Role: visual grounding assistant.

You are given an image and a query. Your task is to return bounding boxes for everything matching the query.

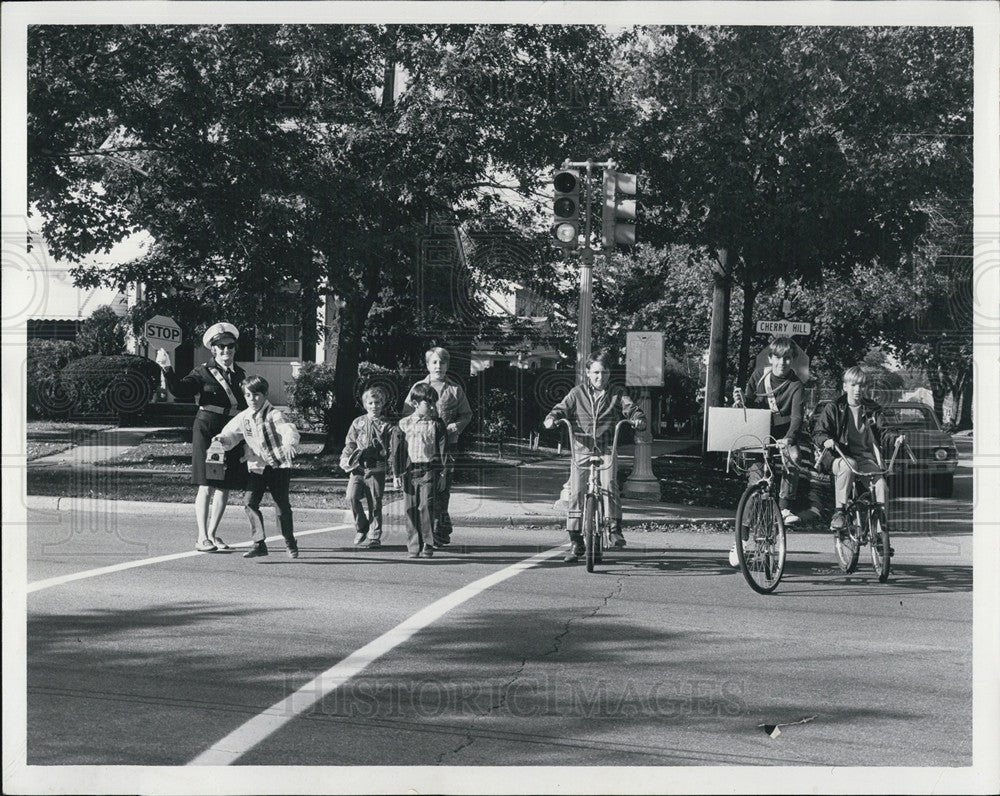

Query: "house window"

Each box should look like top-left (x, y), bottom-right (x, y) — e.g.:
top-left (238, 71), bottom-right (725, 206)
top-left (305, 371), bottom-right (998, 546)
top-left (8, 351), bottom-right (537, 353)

top-left (258, 313), bottom-right (301, 360)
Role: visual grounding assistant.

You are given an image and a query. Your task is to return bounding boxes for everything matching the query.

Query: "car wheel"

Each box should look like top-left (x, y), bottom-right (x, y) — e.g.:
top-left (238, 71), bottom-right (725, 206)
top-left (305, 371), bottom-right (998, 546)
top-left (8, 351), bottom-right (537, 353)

top-left (932, 474), bottom-right (954, 499)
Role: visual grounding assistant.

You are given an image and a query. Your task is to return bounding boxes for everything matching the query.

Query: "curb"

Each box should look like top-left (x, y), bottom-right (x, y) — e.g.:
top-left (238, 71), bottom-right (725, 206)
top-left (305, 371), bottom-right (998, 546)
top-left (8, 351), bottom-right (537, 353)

top-left (22, 494), bottom-right (565, 527)
top-left (23, 495), bottom-right (352, 524)
top-left (23, 495), bottom-right (730, 528)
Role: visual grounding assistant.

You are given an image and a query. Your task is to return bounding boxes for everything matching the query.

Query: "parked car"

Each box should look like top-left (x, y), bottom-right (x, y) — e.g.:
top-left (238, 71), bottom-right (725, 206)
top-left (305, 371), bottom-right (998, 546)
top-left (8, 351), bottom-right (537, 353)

top-left (879, 402), bottom-right (958, 498)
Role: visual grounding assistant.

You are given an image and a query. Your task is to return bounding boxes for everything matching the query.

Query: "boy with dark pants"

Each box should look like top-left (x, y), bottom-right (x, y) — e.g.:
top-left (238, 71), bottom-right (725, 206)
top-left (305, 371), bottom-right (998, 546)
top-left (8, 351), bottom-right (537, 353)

top-left (393, 382), bottom-right (449, 559)
top-left (214, 376), bottom-right (301, 559)
top-left (341, 386), bottom-right (393, 549)
top-left (402, 347), bottom-right (472, 547)
top-left (543, 350), bottom-right (646, 563)
top-left (812, 366), bottom-right (903, 538)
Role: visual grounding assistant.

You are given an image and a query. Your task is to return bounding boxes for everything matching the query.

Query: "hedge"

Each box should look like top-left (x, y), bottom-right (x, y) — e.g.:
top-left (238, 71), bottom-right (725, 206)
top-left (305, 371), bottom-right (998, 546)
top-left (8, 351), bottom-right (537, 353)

top-left (58, 354), bottom-right (161, 419)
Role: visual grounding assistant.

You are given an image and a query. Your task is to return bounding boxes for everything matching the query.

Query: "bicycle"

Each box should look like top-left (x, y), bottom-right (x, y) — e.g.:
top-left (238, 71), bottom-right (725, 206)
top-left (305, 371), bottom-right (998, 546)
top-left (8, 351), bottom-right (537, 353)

top-left (728, 435), bottom-right (809, 594)
top-left (556, 417), bottom-right (632, 572)
top-left (830, 436), bottom-right (914, 582)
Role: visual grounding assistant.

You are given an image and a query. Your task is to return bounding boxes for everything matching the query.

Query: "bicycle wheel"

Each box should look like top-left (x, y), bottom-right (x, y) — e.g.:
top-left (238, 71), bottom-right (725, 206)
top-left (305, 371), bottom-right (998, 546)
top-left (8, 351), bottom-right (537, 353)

top-left (583, 493), bottom-right (599, 573)
top-left (735, 485), bottom-right (786, 594)
top-left (869, 507), bottom-right (891, 582)
top-left (836, 505), bottom-right (863, 573)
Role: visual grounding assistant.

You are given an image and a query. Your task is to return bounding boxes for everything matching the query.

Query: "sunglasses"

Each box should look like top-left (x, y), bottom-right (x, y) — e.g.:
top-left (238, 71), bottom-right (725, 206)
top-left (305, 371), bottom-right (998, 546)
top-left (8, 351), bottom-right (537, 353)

top-left (215, 342), bottom-right (237, 350)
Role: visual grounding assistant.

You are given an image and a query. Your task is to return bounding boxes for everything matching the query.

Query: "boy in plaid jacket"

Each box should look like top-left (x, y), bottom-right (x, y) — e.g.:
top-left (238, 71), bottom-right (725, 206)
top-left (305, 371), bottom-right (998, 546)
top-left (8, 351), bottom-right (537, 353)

top-left (340, 386), bottom-right (394, 548)
top-left (214, 375), bottom-right (301, 559)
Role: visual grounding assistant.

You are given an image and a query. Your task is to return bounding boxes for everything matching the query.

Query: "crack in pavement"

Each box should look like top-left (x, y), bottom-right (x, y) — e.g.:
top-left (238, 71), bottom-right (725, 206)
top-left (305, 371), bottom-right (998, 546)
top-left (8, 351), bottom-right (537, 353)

top-left (439, 576), bottom-right (628, 764)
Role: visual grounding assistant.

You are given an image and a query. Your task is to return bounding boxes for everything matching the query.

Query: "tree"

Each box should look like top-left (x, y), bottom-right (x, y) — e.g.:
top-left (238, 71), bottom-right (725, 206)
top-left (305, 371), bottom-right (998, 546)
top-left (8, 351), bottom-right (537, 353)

top-left (76, 305), bottom-right (125, 355)
top-left (28, 24), bottom-right (630, 443)
top-left (624, 26), bottom-right (973, 394)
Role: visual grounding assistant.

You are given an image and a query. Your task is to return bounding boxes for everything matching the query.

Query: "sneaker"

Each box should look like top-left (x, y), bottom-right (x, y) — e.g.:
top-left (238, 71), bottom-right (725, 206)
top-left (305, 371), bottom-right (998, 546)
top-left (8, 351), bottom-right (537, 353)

top-left (728, 540), bottom-right (753, 567)
top-left (781, 508), bottom-right (800, 525)
top-left (365, 538), bottom-right (382, 549)
top-left (243, 543), bottom-right (268, 559)
top-left (609, 530), bottom-right (626, 548)
top-left (408, 551), bottom-right (420, 559)
top-left (421, 545), bottom-right (434, 558)
top-left (830, 509), bottom-right (848, 532)
top-left (287, 546), bottom-right (299, 559)
top-left (564, 540), bottom-right (585, 563)
top-left (353, 532), bottom-right (368, 546)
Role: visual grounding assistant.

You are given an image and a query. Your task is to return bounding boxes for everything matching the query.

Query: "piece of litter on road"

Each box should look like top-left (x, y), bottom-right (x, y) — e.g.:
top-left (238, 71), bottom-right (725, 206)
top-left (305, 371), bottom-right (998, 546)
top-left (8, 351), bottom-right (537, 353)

top-left (759, 716), bottom-right (817, 738)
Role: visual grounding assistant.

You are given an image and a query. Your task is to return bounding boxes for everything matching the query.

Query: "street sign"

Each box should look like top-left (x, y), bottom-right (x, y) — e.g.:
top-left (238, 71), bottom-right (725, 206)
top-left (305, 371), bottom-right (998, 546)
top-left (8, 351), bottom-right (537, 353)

top-left (756, 319), bottom-right (812, 336)
top-left (755, 339), bottom-right (810, 382)
top-left (626, 331), bottom-right (664, 386)
top-left (145, 315), bottom-right (182, 351)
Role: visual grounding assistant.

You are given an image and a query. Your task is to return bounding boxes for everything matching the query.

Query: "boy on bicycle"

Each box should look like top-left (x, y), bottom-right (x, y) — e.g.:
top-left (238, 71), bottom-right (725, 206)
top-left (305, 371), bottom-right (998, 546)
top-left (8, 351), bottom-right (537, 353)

top-left (730, 337), bottom-right (813, 566)
top-left (812, 366), bottom-right (903, 537)
top-left (543, 350), bottom-right (646, 563)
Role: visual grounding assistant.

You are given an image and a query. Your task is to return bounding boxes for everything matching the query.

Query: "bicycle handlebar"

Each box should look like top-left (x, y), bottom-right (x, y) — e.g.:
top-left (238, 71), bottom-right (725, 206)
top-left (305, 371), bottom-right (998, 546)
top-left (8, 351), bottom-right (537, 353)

top-left (552, 417), bottom-right (634, 462)
top-left (831, 435), bottom-right (915, 478)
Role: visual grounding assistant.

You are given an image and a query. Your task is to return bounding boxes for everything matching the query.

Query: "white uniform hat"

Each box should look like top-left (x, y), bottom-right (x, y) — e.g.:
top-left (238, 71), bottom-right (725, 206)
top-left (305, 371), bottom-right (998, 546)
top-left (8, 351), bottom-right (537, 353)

top-left (203, 322), bottom-right (240, 349)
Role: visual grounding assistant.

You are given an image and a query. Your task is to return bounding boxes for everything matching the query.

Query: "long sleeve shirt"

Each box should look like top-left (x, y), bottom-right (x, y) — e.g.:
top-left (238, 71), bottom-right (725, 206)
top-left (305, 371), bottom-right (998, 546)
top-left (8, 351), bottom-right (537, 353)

top-left (392, 414), bottom-right (448, 475)
top-left (216, 401), bottom-right (300, 472)
top-left (544, 384), bottom-right (645, 455)
top-left (402, 376), bottom-right (473, 445)
top-left (744, 366), bottom-right (804, 441)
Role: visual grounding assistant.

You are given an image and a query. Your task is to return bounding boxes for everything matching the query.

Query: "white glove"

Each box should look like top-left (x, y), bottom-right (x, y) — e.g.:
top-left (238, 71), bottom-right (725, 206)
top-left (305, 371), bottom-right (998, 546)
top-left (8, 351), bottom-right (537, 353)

top-left (155, 348), bottom-right (171, 369)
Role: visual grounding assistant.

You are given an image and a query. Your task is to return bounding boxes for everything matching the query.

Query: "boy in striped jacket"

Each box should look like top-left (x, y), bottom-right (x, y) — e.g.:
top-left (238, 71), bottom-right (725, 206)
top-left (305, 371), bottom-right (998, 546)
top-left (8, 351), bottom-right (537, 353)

top-left (214, 375), bottom-right (301, 559)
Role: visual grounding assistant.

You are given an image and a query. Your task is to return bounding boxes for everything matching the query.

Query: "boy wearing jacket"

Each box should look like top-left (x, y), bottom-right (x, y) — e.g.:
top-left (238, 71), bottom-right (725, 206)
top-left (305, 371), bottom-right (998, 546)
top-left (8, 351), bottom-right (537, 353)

top-left (812, 366), bottom-right (903, 535)
top-left (213, 375), bottom-right (301, 559)
top-left (543, 350), bottom-right (646, 563)
top-left (341, 386), bottom-right (394, 548)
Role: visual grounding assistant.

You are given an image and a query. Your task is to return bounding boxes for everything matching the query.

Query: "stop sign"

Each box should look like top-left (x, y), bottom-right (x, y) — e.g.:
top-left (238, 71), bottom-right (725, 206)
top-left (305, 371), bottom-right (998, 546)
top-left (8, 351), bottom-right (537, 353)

top-left (145, 315), bottom-right (182, 351)
top-left (755, 339), bottom-right (810, 382)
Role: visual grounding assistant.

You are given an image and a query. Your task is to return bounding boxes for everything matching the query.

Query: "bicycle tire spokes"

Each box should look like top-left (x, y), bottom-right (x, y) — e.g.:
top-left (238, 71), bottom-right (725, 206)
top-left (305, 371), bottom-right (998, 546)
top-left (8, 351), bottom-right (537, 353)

top-left (736, 487), bottom-right (786, 594)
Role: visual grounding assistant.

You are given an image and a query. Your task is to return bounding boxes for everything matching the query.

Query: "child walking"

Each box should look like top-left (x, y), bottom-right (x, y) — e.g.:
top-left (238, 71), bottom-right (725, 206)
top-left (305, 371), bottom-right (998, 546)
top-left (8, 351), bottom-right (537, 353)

top-left (340, 386), bottom-right (394, 548)
top-left (393, 382), bottom-right (449, 559)
top-left (213, 375), bottom-right (301, 559)
top-left (402, 346), bottom-right (472, 546)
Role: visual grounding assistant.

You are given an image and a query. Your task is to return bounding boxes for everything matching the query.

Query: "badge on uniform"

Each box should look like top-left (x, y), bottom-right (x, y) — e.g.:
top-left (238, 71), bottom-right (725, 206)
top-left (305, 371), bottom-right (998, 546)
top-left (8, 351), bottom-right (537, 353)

top-left (205, 438), bottom-right (227, 480)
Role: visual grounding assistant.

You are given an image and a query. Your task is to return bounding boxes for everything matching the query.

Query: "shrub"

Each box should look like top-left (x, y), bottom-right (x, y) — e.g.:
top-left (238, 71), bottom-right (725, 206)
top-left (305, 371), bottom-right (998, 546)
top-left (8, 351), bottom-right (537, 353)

top-left (77, 305), bottom-right (126, 355)
top-left (59, 354), bottom-right (160, 420)
top-left (27, 339), bottom-right (84, 419)
top-left (479, 387), bottom-right (518, 457)
top-left (287, 362), bottom-right (338, 435)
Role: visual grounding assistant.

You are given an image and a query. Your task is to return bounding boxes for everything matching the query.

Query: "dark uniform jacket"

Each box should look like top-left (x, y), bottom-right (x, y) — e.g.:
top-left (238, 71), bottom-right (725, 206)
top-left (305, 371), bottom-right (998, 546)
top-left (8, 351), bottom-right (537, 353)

top-left (163, 361), bottom-right (248, 415)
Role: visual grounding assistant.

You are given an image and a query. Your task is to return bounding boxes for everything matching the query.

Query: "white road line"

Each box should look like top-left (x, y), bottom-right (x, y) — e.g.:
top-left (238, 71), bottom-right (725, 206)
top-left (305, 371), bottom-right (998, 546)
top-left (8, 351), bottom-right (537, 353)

top-left (189, 542), bottom-right (568, 766)
top-left (26, 524), bottom-right (353, 593)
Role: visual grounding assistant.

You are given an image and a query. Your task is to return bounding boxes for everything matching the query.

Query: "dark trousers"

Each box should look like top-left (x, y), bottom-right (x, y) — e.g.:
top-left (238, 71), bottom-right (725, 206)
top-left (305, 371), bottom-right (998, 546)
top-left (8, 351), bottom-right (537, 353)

top-left (244, 467), bottom-right (296, 549)
top-left (403, 467), bottom-right (438, 554)
top-left (346, 469), bottom-right (386, 538)
top-left (435, 461), bottom-right (454, 542)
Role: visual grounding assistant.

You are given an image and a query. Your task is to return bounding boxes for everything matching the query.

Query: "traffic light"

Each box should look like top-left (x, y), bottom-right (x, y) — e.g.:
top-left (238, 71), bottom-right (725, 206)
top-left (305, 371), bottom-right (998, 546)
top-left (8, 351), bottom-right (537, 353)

top-left (602, 169), bottom-right (637, 250)
top-left (552, 168), bottom-right (581, 248)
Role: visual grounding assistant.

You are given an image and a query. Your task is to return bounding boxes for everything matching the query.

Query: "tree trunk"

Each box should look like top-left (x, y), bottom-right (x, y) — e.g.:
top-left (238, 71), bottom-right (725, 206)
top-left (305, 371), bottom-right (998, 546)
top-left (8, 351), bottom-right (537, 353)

top-left (702, 251), bottom-right (732, 455)
top-left (957, 368), bottom-right (973, 430)
top-left (324, 295), bottom-right (375, 454)
top-left (737, 277), bottom-right (757, 390)
top-left (926, 368), bottom-right (946, 423)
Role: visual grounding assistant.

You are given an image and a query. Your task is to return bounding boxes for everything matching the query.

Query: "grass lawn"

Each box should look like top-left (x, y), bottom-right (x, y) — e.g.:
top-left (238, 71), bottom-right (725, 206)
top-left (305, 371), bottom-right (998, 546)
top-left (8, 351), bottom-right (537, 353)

top-left (25, 421), bottom-right (114, 461)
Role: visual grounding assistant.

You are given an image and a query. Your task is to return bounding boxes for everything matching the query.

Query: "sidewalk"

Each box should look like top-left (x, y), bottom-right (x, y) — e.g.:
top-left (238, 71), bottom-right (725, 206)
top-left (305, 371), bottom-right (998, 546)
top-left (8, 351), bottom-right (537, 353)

top-left (26, 428), bottom-right (731, 526)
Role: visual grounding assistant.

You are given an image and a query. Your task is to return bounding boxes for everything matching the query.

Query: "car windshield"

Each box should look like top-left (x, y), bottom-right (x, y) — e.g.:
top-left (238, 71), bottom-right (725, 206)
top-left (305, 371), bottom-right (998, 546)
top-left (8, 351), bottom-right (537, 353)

top-left (882, 405), bottom-right (940, 430)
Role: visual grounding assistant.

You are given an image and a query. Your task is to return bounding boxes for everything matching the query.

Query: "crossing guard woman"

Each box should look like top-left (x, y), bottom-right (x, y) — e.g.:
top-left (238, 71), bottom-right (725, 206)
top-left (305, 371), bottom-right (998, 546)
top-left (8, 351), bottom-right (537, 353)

top-left (156, 322), bottom-right (249, 552)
